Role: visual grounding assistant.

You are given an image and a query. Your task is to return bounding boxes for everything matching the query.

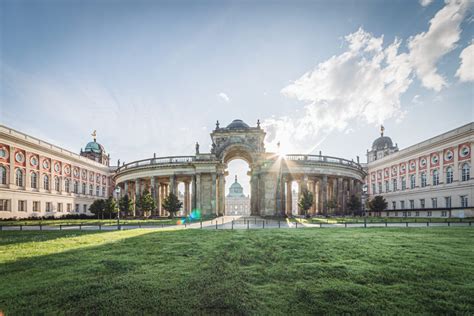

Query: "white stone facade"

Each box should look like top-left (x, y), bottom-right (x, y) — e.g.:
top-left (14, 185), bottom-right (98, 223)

top-left (367, 123), bottom-right (474, 218)
top-left (0, 125), bottom-right (114, 219)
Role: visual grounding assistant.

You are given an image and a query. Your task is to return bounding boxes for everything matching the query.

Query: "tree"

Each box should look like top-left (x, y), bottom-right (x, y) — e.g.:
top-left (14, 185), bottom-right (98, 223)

top-left (89, 199), bottom-right (106, 219)
top-left (298, 189), bottom-right (313, 218)
top-left (136, 189), bottom-right (156, 217)
top-left (347, 194), bottom-right (362, 216)
top-left (325, 198), bottom-right (337, 215)
top-left (119, 194), bottom-right (133, 217)
top-left (104, 196), bottom-right (119, 219)
top-left (368, 195), bottom-right (388, 213)
top-left (162, 192), bottom-right (183, 219)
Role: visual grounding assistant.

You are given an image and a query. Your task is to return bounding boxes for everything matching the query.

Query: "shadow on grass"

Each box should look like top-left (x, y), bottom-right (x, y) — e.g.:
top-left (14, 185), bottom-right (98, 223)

top-left (0, 230), bottom-right (114, 247)
top-left (0, 228), bottom-right (473, 315)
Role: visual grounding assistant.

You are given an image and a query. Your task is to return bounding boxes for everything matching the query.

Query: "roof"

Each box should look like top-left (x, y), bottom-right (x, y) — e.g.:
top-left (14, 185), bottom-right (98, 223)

top-left (226, 119), bottom-right (250, 130)
top-left (372, 136), bottom-right (394, 150)
top-left (84, 141), bottom-right (105, 154)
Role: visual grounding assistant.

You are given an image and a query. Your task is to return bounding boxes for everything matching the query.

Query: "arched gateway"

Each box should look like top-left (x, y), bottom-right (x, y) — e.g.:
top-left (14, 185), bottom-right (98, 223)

top-left (114, 119), bottom-right (366, 217)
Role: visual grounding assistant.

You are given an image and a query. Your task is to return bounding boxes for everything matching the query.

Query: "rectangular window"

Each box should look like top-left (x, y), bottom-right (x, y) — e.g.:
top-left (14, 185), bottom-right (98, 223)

top-left (386, 212), bottom-right (390, 217)
top-left (378, 183), bottom-right (382, 194)
top-left (432, 198), bottom-right (437, 209)
top-left (0, 199), bottom-right (10, 212)
top-left (372, 184), bottom-right (376, 195)
top-left (407, 211), bottom-right (412, 217)
top-left (400, 201), bottom-right (405, 209)
top-left (409, 200), bottom-right (414, 209)
top-left (18, 200), bottom-right (27, 212)
top-left (395, 211), bottom-right (398, 217)
top-left (392, 179), bottom-right (397, 191)
top-left (403, 211), bottom-right (407, 217)
top-left (420, 199), bottom-right (425, 209)
top-left (410, 176), bottom-right (416, 189)
top-left (392, 201), bottom-right (396, 210)
top-left (96, 186), bottom-right (100, 196)
top-left (83, 204), bottom-right (87, 213)
top-left (415, 211), bottom-right (419, 217)
top-left (67, 203), bottom-right (72, 212)
top-left (401, 177), bottom-right (406, 190)
top-left (57, 203), bottom-right (63, 212)
top-left (33, 201), bottom-right (40, 212)
top-left (460, 195), bottom-right (468, 208)
top-left (75, 204), bottom-right (79, 213)
top-left (441, 210), bottom-right (447, 217)
top-left (421, 173), bottom-right (427, 187)
top-left (102, 187), bottom-right (106, 197)
top-left (89, 185), bottom-right (93, 195)
top-left (445, 196), bottom-right (451, 208)
top-left (427, 211), bottom-right (432, 217)
top-left (385, 181), bottom-right (389, 193)
top-left (45, 202), bottom-right (51, 212)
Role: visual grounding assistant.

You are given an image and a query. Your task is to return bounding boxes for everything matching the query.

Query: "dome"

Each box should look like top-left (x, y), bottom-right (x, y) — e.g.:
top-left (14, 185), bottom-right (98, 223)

top-left (372, 136), bottom-right (394, 150)
top-left (84, 141), bottom-right (104, 154)
top-left (226, 119), bottom-right (250, 130)
top-left (227, 176), bottom-right (246, 197)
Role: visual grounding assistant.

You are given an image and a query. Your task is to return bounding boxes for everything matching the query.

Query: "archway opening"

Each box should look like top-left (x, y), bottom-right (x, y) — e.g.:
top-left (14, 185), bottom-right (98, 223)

top-left (291, 180), bottom-right (299, 216)
top-left (225, 159), bottom-right (251, 216)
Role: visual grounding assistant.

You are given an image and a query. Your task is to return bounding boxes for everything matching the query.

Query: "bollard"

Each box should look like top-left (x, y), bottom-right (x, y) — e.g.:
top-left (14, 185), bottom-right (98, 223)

top-left (255, 218), bottom-right (257, 225)
top-left (385, 222), bottom-right (387, 227)
top-left (345, 223), bottom-right (347, 228)
top-left (427, 222), bottom-right (429, 227)
top-left (263, 221), bottom-right (265, 229)
top-left (406, 222), bottom-right (408, 227)
top-left (278, 220), bottom-right (281, 228)
top-left (216, 221), bottom-right (218, 229)
top-left (185, 222), bottom-right (187, 228)
top-left (139, 223), bottom-right (141, 228)
top-left (247, 221), bottom-right (249, 229)
top-left (296, 222), bottom-right (298, 229)
top-left (59, 225), bottom-right (62, 231)
top-left (20, 225), bottom-right (23, 231)
top-left (448, 222), bottom-right (450, 227)
top-left (469, 221), bottom-right (472, 226)
top-left (320, 223), bottom-right (322, 228)
top-left (232, 221), bottom-right (234, 230)
top-left (0, 225), bottom-right (2, 231)
top-left (162, 223), bottom-right (164, 228)
top-left (80, 224), bottom-right (82, 231)
top-left (364, 218), bottom-right (367, 228)
top-left (200, 220), bottom-right (202, 229)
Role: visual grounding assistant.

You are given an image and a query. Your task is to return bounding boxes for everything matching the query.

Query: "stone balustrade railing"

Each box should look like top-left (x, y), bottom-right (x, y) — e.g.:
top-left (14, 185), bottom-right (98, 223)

top-left (284, 154), bottom-right (363, 170)
top-left (116, 156), bottom-right (196, 173)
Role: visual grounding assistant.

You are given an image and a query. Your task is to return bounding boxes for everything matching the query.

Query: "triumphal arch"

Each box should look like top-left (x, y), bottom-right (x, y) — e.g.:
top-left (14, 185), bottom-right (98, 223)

top-left (113, 119), bottom-right (366, 217)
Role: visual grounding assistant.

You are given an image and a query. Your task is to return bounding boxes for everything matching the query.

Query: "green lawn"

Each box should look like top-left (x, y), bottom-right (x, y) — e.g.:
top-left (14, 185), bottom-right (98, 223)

top-left (1, 228), bottom-right (473, 314)
top-left (306, 216), bottom-right (473, 224)
top-left (0, 218), bottom-right (180, 226)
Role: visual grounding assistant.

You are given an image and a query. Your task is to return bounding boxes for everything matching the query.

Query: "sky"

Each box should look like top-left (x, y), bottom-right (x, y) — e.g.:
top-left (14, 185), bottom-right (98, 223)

top-left (1, 0), bottom-right (473, 195)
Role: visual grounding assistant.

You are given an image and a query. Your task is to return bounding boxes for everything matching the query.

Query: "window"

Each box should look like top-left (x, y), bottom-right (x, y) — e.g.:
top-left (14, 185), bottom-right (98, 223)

top-left (401, 177), bottom-right (406, 190)
top-left (57, 203), bottom-right (63, 212)
top-left (427, 211), bottom-right (432, 217)
top-left (460, 195), bottom-right (468, 208)
top-left (392, 201), bottom-right (396, 210)
top-left (15, 169), bottom-right (24, 187)
top-left (431, 198), bottom-right (437, 208)
top-left (378, 183), bottom-right (382, 194)
top-left (446, 167), bottom-right (453, 184)
top-left (0, 199), bottom-right (10, 211)
top-left (400, 201), bottom-right (405, 209)
top-left (102, 187), bottom-right (106, 197)
top-left (403, 211), bottom-right (407, 217)
top-left (410, 174), bottom-right (416, 189)
top-left (445, 196), bottom-right (451, 208)
top-left (96, 186), bottom-right (100, 196)
top-left (54, 177), bottom-right (60, 191)
top-left (421, 172), bottom-right (427, 187)
top-left (75, 204), bottom-right (79, 213)
top-left (83, 204), bottom-right (87, 213)
top-left (409, 200), bottom-right (414, 209)
top-left (18, 200), bottom-right (27, 212)
top-left (462, 163), bottom-right (470, 181)
top-left (432, 169), bottom-right (439, 186)
top-left (82, 183), bottom-right (86, 194)
top-left (420, 199), bottom-right (425, 209)
top-left (33, 201), bottom-right (40, 212)
top-left (44, 175), bottom-right (50, 190)
top-left (384, 181), bottom-right (389, 193)
top-left (65, 179), bottom-right (70, 193)
top-left (67, 203), bottom-right (71, 212)
top-left (74, 181), bottom-right (79, 194)
top-left (372, 184), bottom-right (376, 195)
top-left (31, 172), bottom-right (38, 189)
top-left (407, 211), bottom-right (412, 217)
top-left (441, 211), bottom-right (447, 217)
top-left (89, 184), bottom-right (93, 195)
top-left (386, 212), bottom-right (390, 217)
top-left (415, 211), bottom-right (419, 217)
top-left (394, 211), bottom-right (398, 217)
top-left (392, 179), bottom-right (397, 191)
top-left (45, 202), bottom-right (52, 212)
top-left (0, 166), bottom-right (6, 184)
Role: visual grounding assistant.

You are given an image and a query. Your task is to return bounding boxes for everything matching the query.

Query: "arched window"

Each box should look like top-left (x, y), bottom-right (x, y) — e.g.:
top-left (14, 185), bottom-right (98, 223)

top-left (74, 181), bottom-right (79, 194)
top-left (421, 172), bottom-right (427, 187)
top-left (410, 174), bottom-right (416, 189)
top-left (15, 169), bottom-right (24, 187)
top-left (96, 186), bottom-right (100, 196)
top-left (44, 174), bottom-right (50, 190)
top-left (55, 177), bottom-right (60, 191)
top-left (82, 183), bottom-right (86, 194)
top-left (433, 169), bottom-right (439, 186)
top-left (0, 166), bottom-right (6, 185)
top-left (462, 163), bottom-right (470, 181)
top-left (31, 172), bottom-right (38, 189)
top-left (65, 179), bottom-right (70, 193)
top-left (89, 184), bottom-right (93, 195)
top-left (446, 167), bottom-right (453, 184)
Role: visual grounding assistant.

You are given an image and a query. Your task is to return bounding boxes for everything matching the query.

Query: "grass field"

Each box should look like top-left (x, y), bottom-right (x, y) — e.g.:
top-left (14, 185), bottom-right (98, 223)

top-left (0, 218), bottom-right (180, 226)
top-left (1, 228), bottom-right (473, 314)
top-left (305, 216), bottom-right (474, 224)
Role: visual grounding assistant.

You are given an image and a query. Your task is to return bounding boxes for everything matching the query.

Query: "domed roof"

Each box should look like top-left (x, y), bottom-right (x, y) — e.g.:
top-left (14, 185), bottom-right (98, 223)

top-left (84, 141), bottom-right (104, 154)
top-left (228, 175), bottom-right (245, 197)
top-left (372, 136), bottom-right (394, 150)
top-left (226, 119), bottom-right (250, 130)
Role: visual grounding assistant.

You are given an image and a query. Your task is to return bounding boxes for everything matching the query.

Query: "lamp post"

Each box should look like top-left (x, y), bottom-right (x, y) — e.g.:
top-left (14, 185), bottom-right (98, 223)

top-left (115, 186), bottom-right (121, 230)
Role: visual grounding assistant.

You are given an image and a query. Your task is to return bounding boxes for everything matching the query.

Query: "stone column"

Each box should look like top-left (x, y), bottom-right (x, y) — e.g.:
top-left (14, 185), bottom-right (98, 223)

top-left (311, 180), bottom-right (317, 215)
top-left (322, 175), bottom-right (328, 215)
top-left (211, 173), bottom-right (217, 215)
top-left (8, 146), bottom-right (15, 188)
top-left (195, 173), bottom-right (201, 211)
top-left (280, 176), bottom-right (286, 216)
top-left (250, 173), bottom-right (259, 215)
top-left (218, 173), bottom-right (225, 215)
top-left (134, 179), bottom-right (139, 217)
top-left (286, 179), bottom-right (292, 216)
top-left (169, 175), bottom-right (176, 195)
top-left (192, 175), bottom-right (197, 211)
top-left (184, 181), bottom-right (190, 215)
top-left (151, 177), bottom-right (157, 216)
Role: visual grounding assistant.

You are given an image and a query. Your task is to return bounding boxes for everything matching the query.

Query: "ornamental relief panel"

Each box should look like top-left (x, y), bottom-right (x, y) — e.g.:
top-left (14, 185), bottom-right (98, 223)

top-left (458, 143), bottom-right (471, 161)
top-left (0, 144), bottom-right (9, 162)
top-left (14, 149), bottom-right (26, 167)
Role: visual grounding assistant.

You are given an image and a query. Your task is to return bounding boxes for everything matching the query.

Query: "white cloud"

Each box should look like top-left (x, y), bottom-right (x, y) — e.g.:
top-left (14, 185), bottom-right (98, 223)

top-left (456, 43), bottom-right (474, 82)
top-left (264, 28), bottom-right (412, 153)
top-left (420, 0), bottom-right (434, 7)
top-left (408, 0), bottom-right (471, 91)
top-left (412, 94), bottom-right (422, 104)
top-left (218, 92), bottom-right (230, 102)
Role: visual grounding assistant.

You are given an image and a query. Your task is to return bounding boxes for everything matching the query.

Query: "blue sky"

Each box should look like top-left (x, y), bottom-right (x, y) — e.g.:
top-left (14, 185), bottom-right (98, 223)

top-left (1, 0), bottom-right (473, 194)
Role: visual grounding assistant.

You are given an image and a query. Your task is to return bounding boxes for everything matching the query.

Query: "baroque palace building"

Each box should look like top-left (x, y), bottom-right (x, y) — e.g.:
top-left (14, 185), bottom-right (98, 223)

top-left (366, 123), bottom-right (474, 218)
top-left (1, 119), bottom-right (472, 219)
top-left (225, 175), bottom-right (250, 216)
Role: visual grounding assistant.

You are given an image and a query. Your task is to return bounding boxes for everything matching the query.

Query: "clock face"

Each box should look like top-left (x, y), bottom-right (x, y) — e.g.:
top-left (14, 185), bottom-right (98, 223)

top-left (460, 145), bottom-right (470, 158)
top-left (445, 150), bottom-right (453, 161)
top-left (431, 155), bottom-right (439, 164)
top-left (420, 158), bottom-right (427, 167)
top-left (30, 156), bottom-right (38, 166)
top-left (15, 152), bottom-right (24, 163)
